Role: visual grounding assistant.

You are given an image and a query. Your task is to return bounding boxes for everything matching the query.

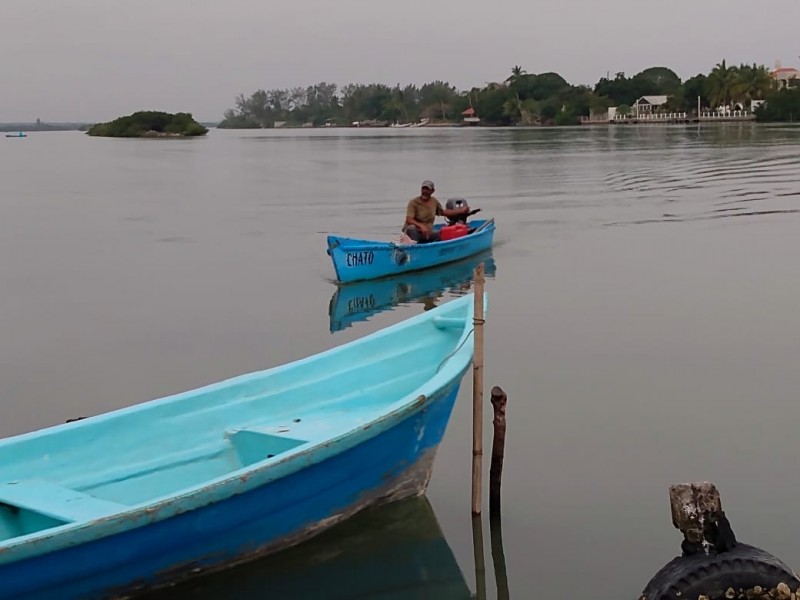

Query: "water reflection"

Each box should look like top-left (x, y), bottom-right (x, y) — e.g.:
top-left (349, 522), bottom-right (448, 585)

top-left (143, 497), bottom-right (472, 600)
top-left (490, 515), bottom-right (511, 600)
top-left (328, 252), bottom-right (497, 332)
top-left (471, 514), bottom-right (512, 600)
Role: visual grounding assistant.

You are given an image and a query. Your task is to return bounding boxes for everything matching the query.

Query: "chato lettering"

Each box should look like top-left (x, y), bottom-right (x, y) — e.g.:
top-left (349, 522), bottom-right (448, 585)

top-left (345, 251), bottom-right (375, 267)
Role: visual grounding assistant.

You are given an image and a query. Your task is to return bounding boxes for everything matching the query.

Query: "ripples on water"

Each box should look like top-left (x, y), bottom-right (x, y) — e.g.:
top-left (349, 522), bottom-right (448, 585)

top-left (3, 124), bottom-right (800, 599)
top-left (601, 125), bottom-right (800, 224)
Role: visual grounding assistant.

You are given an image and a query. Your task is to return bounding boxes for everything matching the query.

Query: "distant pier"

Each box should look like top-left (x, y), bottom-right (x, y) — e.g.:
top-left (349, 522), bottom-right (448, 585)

top-left (581, 111), bottom-right (757, 126)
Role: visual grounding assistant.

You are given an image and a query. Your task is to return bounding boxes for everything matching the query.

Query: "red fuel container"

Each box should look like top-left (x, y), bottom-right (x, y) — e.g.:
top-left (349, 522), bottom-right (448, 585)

top-left (440, 223), bottom-right (469, 241)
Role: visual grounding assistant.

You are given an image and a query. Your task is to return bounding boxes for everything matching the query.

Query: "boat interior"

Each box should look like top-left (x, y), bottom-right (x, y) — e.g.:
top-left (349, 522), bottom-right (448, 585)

top-left (0, 299), bottom-right (471, 543)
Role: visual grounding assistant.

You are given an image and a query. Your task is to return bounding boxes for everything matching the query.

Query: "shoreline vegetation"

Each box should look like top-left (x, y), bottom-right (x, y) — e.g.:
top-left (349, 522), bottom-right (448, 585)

top-left (219, 61), bottom-right (800, 129)
top-left (86, 112), bottom-right (208, 138)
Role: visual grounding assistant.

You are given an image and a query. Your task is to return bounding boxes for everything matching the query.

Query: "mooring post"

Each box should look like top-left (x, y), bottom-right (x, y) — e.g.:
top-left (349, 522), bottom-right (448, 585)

top-left (489, 386), bottom-right (507, 517)
top-left (640, 482), bottom-right (800, 599)
top-left (472, 263), bottom-right (485, 515)
top-left (668, 481), bottom-right (736, 556)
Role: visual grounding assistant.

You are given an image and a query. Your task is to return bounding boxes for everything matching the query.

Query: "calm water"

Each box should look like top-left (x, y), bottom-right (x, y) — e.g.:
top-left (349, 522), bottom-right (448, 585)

top-left (2, 125), bottom-right (800, 598)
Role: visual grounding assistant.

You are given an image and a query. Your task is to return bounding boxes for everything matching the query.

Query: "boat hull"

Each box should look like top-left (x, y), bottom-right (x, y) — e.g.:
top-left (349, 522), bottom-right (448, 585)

top-left (327, 219), bottom-right (495, 283)
top-left (0, 382), bottom-right (462, 600)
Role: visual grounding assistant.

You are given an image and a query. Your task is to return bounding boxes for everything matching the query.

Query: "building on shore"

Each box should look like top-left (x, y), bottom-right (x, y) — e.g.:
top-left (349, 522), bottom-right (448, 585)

top-left (461, 107), bottom-right (480, 125)
top-left (632, 95), bottom-right (669, 117)
top-left (771, 62), bottom-right (800, 89)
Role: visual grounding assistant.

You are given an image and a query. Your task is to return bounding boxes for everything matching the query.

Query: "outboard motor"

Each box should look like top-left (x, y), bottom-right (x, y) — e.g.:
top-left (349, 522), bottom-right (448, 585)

top-left (440, 198), bottom-right (474, 241)
top-left (445, 198), bottom-right (470, 225)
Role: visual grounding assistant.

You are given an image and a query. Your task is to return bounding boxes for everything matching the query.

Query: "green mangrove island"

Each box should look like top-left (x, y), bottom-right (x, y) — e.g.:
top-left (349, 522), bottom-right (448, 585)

top-left (87, 111), bottom-right (208, 138)
top-left (219, 60), bottom-right (800, 128)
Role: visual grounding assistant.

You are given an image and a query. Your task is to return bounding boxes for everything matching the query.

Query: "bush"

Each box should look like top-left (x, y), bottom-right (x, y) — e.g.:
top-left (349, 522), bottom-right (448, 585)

top-left (755, 89), bottom-right (800, 122)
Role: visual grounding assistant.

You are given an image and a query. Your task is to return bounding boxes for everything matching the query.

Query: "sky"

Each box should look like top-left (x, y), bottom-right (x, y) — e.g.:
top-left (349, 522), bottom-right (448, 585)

top-left (2, 0), bottom-right (799, 123)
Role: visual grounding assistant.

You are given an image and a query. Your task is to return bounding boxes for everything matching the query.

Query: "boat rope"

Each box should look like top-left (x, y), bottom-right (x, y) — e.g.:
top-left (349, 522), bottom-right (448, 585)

top-left (436, 327), bottom-right (474, 373)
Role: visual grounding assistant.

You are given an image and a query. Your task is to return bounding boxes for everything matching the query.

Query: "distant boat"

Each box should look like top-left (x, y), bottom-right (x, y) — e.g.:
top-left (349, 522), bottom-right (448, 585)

top-left (0, 295), bottom-right (477, 600)
top-left (329, 251), bottom-right (496, 332)
top-left (327, 217), bottom-right (495, 283)
top-left (5, 131), bottom-right (26, 138)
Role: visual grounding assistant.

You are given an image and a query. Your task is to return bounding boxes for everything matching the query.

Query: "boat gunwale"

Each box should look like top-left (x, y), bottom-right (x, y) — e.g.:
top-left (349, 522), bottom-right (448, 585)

top-left (327, 219), bottom-right (495, 252)
top-left (0, 295), bottom-right (476, 562)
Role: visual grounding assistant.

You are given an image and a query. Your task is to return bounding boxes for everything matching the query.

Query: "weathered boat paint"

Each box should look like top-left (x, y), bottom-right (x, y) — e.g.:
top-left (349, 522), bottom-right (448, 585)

top-left (0, 295), bottom-right (478, 600)
top-left (327, 218), bottom-right (496, 283)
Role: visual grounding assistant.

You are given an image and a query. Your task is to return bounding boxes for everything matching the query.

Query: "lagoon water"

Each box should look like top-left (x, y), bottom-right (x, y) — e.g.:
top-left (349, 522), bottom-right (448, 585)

top-left (2, 125), bottom-right (800, 598)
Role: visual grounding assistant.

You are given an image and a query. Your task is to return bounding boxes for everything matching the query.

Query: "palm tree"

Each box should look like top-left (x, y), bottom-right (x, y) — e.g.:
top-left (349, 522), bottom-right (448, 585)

top-left (505, 65), bottom-right (527, 86)
top-left (706, 60), bottom-right (738, 111)
top-left (732, 63), bottom-right (773, 105)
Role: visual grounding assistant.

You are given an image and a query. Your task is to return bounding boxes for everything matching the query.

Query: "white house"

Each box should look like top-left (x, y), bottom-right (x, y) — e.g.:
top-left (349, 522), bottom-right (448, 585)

top-left (633, 95), bottom-right (669, 116)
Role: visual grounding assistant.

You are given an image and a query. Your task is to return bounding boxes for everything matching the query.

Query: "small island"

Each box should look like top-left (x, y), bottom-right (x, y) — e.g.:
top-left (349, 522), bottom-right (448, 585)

top-left (86, 111), bottom-right (208, 138)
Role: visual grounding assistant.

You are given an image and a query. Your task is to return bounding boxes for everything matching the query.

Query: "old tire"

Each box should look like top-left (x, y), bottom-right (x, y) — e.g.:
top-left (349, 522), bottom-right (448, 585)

top-left (640, 543), bottom-right (800, 600)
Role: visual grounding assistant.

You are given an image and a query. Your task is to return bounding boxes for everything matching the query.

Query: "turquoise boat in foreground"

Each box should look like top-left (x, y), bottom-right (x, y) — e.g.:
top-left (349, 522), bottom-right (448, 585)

top-left (327, 218), bottom-right (496, 283)
top-left (0, 295), bottom-right (477, 600)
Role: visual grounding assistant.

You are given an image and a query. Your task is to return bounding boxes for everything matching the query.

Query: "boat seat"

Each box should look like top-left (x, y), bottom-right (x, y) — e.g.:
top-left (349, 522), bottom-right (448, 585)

top-left (0, 480), bottom-right (126, 523)
top-left (433, 316), bottom-right (468, 330)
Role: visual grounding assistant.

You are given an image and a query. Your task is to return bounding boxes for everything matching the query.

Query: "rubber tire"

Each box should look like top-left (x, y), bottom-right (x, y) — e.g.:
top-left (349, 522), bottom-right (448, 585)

top-left (640, 543), bottom-right (800, 600)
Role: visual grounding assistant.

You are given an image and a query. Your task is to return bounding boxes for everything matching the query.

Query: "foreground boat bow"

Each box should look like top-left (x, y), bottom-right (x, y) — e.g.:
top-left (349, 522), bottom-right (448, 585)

top-left (0, 295), bottom-right (477, 600)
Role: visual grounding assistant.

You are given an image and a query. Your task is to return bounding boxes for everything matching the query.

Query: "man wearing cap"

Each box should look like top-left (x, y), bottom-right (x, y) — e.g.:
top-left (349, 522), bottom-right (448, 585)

top-left (403, 180), bottom-right (469, 243)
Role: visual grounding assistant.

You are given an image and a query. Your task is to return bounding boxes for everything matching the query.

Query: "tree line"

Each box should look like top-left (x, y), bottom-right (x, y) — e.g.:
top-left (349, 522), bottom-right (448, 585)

top-left (219, 61), bottom-right (800, 128)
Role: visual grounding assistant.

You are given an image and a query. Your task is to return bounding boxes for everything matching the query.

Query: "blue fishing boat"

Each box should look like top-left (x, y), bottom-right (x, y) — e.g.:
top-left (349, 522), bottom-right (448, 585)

top-left (0, 295), bottom-right (478, 600)
top-left (5, 131), bottom-right (27, 138)
top-left (327, 218), bottom-right (496, 283)
top-left (329, 251), bottom-right (496, 332)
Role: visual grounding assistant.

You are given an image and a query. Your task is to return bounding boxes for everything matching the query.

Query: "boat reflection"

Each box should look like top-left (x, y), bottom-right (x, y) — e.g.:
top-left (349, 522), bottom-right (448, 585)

top-left (329, 251), bottom-right (497, 332)
top-left (142, 496), bottom-right (472, 600)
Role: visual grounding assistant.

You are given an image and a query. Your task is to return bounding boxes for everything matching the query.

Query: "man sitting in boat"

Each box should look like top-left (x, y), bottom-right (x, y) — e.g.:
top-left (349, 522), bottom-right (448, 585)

top-left (403, 180), bottom-right (470, 243)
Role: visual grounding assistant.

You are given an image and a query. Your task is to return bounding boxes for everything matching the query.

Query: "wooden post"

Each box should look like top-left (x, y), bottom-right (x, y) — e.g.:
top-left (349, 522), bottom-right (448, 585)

top-left (489, 386), bottom-right (507, 516)
top-left (472, 263), bottom-right (485, 515)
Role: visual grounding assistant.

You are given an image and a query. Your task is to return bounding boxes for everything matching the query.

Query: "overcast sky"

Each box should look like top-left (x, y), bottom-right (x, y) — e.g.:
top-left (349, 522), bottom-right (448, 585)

top-left (2, 0), bottom-right (799, 122)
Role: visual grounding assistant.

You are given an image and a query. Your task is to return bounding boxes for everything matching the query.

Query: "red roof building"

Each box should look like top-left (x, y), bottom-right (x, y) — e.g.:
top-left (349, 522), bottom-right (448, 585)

top-left (771, 66), bottom-right (800, 89)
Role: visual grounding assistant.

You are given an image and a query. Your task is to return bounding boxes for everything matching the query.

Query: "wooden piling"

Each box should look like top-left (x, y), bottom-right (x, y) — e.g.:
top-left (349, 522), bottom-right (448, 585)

top-left (472, 263), bottom-right (485, 515)
top-left (489, 386), bottom-right (507, 516)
